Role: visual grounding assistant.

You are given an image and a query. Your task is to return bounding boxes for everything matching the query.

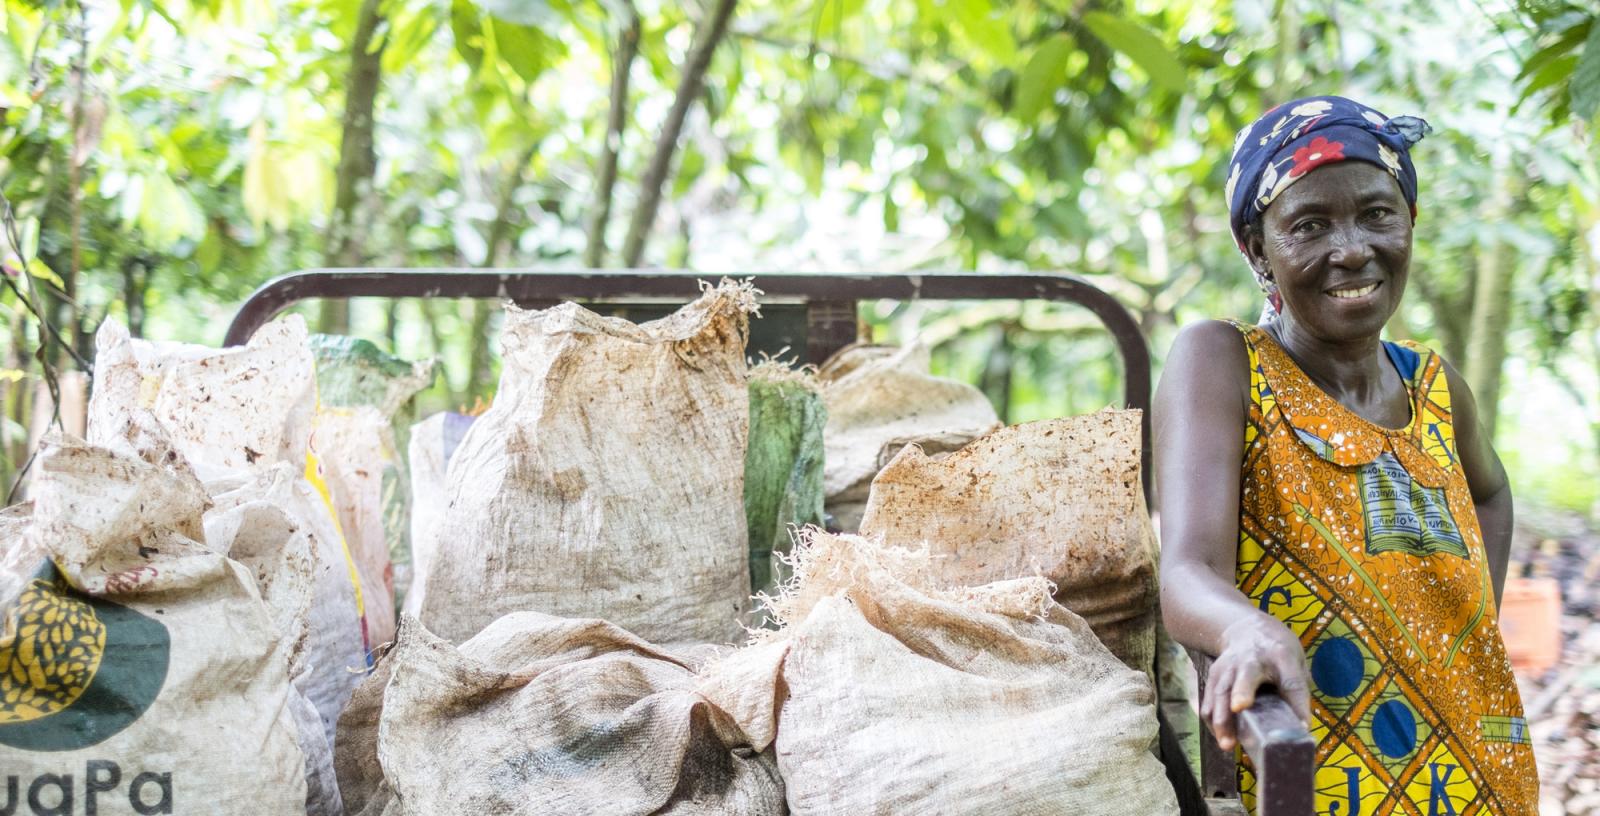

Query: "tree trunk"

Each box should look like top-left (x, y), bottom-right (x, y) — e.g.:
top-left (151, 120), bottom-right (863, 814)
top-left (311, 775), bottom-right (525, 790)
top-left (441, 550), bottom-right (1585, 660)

top-left (584, 6), bottom-right (641, 268)
top-left (319, 0), bottom-right (387, 335)
top-left (121, 255), bottom-right (149, 338)
top-left (980, 324), bottom-right (1015, 424)
top-left (463, 144), bottom-right (541, 404)
top-left (1462, 171), bottom-right (1522, 442)
top-left (619, 0), bottom-right (738, 267)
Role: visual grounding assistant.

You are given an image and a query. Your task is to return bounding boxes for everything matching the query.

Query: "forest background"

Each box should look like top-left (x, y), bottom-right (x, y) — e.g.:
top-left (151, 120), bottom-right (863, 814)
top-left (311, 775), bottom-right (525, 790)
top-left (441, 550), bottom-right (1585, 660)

top-left (1, 0), bottom-right (1598, 518)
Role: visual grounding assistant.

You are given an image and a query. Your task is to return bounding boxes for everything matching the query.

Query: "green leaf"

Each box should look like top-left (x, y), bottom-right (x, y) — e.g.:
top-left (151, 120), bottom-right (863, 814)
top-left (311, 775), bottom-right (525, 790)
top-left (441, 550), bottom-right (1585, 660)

top-left (451, 0), bottom-right (485, 74)
top-left (1015, 35), bottom-right (1074, 124)
top-left (472, 0), bottom-right (557, 27)
top-left (1571, 19), bottom-right (1600, 122)
top-left (1082, 11), bottom-right (1187, 94)
top-left (1515, 18), bottom-right (1591, 82)
top-left (488, 19), bottom-right (560, 84)
top-left (1515, 53), bottom-right (1579, 110)
top-left (17, 216), bottom-right (38, 262)
top-left (25, 258), bottom-right (61, 289)
top-left (950, 0), bottom-right (1017, 66)
top-left (815, 0), bottom-right (867, 39)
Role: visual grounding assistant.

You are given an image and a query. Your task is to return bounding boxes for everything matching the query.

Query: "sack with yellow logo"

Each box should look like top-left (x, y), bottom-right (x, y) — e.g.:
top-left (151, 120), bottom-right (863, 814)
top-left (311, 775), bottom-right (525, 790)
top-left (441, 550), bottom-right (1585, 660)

top-left (0, 431), bottom-right (309, 814)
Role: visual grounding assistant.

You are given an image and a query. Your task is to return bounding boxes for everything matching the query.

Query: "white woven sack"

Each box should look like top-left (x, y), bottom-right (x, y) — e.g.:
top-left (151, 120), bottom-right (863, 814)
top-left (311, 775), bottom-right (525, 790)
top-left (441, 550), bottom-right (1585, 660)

top-left (0, 431), bottom-right (308, 815)
top-left (858, 410), bottom-right (1160, 675)
top-left (420, 282), bottom-right (756, 645)
top-left (818, 343), bottom-right (998, 532)
top-left (87, 317), bottom-right (315, 478)
top-left (398, 412), bottom-right (474, 620)
top-left (341, 613), bottom-right (785, 816)
top-left (310, 406), bottom-right (399, 648)
top-left (203, 463), bottom-right (371, 754)
top-left (699, 532), bottom-right (1177, 816)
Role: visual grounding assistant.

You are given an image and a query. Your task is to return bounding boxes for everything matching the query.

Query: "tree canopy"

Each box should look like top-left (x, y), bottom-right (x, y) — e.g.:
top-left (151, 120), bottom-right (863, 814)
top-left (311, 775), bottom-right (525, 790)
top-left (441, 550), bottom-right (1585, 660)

top-left (0, 0), bottom-right (1597, 509)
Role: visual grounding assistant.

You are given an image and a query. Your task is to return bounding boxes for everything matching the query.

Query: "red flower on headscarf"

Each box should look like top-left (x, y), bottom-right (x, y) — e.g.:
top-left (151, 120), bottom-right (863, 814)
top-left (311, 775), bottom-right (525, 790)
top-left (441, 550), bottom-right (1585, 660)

top-left (1287, 137), bottom-right (1346, 178)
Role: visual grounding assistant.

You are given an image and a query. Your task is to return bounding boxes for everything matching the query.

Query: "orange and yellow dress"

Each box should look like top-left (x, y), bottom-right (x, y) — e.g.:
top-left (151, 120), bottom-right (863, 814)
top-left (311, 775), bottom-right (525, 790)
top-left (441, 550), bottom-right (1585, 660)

top-left (1231, 322), bottom-right (1538, 815)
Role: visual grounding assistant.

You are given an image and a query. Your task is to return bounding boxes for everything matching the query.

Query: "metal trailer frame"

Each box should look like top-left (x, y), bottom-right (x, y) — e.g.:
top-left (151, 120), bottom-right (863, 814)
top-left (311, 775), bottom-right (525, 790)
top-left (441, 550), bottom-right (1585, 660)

top-left (227, 268), bottom-right (1315, 816)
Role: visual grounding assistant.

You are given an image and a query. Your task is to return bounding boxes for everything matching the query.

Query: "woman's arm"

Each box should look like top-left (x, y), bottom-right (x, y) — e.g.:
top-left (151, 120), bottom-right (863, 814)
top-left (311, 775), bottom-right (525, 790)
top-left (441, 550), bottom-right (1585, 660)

top-left (1438, 358), bottom-right (1514, 605)
top-left (1156, 320), bottom-right (1313, 750)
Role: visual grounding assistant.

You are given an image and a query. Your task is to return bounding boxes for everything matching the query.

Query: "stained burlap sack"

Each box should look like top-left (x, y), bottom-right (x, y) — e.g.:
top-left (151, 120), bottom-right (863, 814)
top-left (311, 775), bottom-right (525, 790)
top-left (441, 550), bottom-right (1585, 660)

top-left (398, 412), bottom-right (475, 620)
top-left (698, 531), bottom-right (1176, 815)
top-left (338, 614), bottom-right (785, 816)
top-left (203, 463), bottom-right (372, 742)
top-left (87, 317), bottom-right (315, 477)
top-left (88, 320), bottom-right (376, 722)
top-left (818, 343), bottom-right (998, 532)
top-left (858, 410), bottom-right (1160, 676)
top-left (420, 281), bottom-right (756, 645)
top-left (744, 362), bottom-right (825, 597)
top-left (0, 431), bottom-right (309, 814)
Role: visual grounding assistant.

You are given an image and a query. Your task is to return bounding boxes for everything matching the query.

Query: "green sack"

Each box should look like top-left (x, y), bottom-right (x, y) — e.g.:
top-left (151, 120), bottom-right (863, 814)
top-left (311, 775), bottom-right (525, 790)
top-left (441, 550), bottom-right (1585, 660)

top-left (744, 362), bottom-right (827, 598)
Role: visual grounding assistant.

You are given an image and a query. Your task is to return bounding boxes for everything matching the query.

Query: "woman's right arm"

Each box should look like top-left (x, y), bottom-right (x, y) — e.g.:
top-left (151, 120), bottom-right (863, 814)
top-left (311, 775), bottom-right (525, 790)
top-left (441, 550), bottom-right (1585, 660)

top-left (1155, 320), bottom-right (1313, 750)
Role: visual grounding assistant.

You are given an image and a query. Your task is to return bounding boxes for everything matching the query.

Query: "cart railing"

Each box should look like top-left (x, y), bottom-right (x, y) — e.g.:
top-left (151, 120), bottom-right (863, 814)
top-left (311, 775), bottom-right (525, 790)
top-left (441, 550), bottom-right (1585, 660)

top-left (226, 267), bottom-right (1313, 816)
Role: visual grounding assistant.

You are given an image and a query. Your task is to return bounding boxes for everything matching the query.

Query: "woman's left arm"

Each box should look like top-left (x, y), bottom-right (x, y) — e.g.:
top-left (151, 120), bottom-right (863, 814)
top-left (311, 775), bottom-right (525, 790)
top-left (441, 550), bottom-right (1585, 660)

top-left (1441, 359), bottom-right (1514, 605)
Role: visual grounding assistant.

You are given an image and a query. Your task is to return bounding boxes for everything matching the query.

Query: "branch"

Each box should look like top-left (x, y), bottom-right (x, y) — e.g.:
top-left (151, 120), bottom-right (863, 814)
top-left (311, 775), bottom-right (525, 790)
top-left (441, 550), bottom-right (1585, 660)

top-left (584, 5), bottom-right (641, 268)
top-left (619, 0), bottom-right (738, 268)
top-left (320, 0), bottom-right (386, 333)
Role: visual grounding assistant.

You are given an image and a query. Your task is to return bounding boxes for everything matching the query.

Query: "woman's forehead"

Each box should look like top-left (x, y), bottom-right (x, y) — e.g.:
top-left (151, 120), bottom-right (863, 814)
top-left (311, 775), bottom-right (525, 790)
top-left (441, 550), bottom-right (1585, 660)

top-left (1269, 162), bottom-right (1407, 215)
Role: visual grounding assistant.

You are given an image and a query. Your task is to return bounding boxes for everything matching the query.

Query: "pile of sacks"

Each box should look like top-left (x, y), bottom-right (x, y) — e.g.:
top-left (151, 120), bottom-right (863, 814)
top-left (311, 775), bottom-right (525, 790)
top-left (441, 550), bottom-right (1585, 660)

top-left (1, 280), bottom-right (1176, 814)
top-left (0, 315), bottom-right (431, 814)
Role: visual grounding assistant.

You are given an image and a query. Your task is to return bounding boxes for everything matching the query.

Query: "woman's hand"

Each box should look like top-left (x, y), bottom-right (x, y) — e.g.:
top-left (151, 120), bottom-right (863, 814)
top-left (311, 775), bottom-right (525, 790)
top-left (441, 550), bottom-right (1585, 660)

top-left (1201, 614), bottom-right (1314, 751)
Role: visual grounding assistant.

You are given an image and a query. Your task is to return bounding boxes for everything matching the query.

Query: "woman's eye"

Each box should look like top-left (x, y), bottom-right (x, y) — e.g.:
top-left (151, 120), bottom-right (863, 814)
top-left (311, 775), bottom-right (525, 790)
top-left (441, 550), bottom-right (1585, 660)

top-left (1364, 207), bottom-right (1395, 219)
top-left (1291, 220), bottom-right (1322, 234)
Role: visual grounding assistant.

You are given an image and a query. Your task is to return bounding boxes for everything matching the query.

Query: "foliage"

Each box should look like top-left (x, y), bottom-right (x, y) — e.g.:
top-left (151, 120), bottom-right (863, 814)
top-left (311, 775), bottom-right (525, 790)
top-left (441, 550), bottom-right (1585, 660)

top-left (0, 0), bottom-right (1596, 511)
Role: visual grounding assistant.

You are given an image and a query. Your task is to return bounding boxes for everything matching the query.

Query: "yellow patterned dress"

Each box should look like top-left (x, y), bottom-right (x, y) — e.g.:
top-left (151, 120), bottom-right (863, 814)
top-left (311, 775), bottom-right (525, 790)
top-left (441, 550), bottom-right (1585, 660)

top-left (1231, 323), bottom-right (1538, 815)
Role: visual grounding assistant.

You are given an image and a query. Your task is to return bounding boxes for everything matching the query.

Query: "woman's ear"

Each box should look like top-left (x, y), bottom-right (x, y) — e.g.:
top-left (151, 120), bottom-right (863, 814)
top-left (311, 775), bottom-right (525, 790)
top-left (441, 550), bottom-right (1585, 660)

top-left (1242, 225), bottom-right (1272, 283)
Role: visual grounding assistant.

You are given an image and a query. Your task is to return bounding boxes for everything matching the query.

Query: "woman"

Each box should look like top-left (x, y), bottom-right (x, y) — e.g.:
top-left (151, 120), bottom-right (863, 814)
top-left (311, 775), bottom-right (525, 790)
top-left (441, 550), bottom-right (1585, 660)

top-left (1156, 95), bottom-right (1539, 814)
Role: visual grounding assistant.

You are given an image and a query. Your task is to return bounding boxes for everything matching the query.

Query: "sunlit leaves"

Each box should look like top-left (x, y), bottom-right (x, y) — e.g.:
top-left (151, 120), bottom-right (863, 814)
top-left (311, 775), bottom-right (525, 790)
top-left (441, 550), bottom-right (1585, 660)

top-left (1082, 12), bottom-right (1187, 94)
top-left (1014, 35), bottom-right (1074, 124)
top-left (1572, 20), bottom-right (1600, 122)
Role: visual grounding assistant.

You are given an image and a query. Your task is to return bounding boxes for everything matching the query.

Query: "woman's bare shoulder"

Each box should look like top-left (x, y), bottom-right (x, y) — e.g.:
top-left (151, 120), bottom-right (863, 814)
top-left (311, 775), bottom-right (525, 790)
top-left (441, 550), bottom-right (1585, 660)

top-left (1164, 320), bottom-right (1252, 389)
top-left (1155, 318), bottom-right (1253, 430)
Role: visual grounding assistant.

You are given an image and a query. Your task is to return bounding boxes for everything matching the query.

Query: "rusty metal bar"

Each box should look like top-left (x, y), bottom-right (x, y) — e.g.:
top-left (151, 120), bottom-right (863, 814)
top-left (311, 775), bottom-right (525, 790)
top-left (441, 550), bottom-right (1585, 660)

top-left (225, 269), bottom-right (1154, 499)
top-left (1189, 651), bottom-right (1316, 816)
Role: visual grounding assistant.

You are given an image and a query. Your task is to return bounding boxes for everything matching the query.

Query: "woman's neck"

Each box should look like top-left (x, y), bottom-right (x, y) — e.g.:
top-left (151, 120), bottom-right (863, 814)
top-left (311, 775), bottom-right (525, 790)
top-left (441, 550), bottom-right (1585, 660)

top-left (1264, 313), bottom-right (1391, 402)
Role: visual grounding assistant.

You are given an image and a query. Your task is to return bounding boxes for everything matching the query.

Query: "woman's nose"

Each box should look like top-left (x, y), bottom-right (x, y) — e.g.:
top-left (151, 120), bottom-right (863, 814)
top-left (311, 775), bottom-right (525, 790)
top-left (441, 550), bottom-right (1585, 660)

top-left (1327, 226), bottom-right (1376, 269)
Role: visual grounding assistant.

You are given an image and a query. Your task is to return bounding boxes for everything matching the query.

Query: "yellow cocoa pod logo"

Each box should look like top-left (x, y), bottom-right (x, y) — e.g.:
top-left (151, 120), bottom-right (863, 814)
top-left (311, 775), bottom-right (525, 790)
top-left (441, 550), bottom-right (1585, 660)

top-left (0, 576), bottom-right (108, 723)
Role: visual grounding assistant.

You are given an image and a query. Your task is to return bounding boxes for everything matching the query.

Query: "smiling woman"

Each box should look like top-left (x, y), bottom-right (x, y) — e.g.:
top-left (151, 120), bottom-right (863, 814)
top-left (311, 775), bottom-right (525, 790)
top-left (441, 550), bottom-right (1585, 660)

top-left (1154, 96), bottom-right (1540, 815)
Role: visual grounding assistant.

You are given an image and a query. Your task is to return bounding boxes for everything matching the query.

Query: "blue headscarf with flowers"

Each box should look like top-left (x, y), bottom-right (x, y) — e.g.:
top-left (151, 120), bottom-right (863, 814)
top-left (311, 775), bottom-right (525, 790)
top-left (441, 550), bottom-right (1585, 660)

top-left (1225, 95), bottom-right (1432, 308)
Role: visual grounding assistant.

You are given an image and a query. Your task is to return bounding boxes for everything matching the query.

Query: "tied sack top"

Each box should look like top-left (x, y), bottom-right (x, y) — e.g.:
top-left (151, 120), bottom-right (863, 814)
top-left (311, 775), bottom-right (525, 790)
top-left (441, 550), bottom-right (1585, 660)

top-left (1229, 322), bottom-right (1538, 816)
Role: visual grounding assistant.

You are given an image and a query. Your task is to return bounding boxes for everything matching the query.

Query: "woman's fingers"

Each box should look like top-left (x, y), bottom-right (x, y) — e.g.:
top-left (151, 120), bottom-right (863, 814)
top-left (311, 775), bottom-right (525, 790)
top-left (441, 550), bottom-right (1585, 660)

top-left (1205, 661), bottom-right (1240, 750)
top-left (1229, 660), bottom-right (1269, 714)
top-left (1271, 654), bottom-right (1315, 726)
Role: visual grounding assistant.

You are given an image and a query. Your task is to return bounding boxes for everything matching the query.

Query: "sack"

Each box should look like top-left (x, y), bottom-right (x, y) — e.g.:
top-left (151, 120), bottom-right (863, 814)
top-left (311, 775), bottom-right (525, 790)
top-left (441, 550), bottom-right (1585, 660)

top-left (817, 343), bottom-right (997, 532)
top-left (420, 281), bottom-right (756, 645)
top-left (699, 531), bottom-right (1176, 816)
top-left (307, 334), bottom-right (436, 420)
top-left (744, 362), bottom-right (825, 597)
top-left (398, 412), bottom-right (475, 620)
top-left (203, 463), bottom-right (372, 743)
top-left (87, 317), bottom-right (315, 478)
top-left (0, 431), bottom-right (309, 815)
top-left (90, 315), bottom-right (380, 665)
top-left (857, 411), bottom-right (1159, 675)
top-left (341, 614), bottom-right (785, 816)
top-left (308, 335), bottom-right (437, 648)
top-left (310, 407), bottom-right (401, 648)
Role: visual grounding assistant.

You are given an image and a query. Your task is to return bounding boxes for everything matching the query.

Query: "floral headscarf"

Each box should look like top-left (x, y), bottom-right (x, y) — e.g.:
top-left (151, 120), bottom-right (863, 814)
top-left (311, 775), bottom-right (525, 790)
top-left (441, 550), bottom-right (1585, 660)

top-left (1225, 95), bottom-right (1432, 310)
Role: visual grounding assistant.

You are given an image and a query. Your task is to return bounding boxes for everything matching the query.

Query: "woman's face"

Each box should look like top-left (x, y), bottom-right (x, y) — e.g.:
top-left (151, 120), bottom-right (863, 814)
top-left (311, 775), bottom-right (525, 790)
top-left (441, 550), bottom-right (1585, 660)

top-left (1244, 161), bottom-right (1413, 342)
